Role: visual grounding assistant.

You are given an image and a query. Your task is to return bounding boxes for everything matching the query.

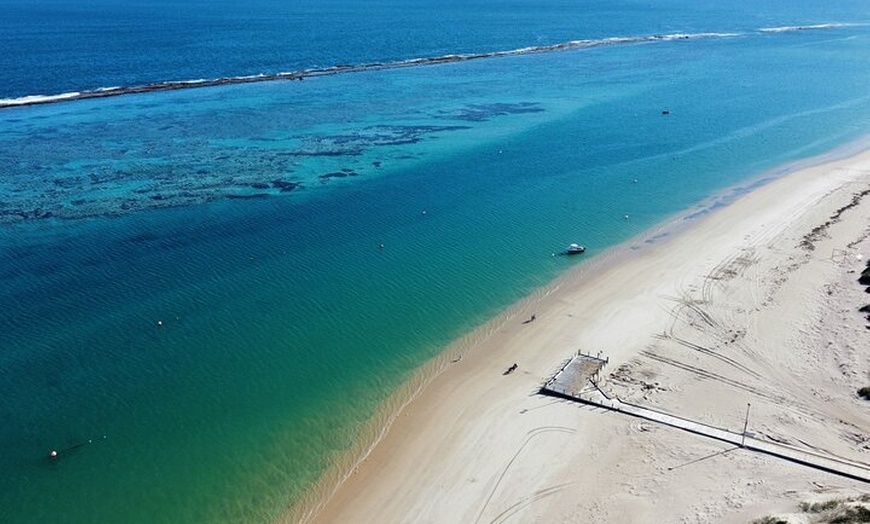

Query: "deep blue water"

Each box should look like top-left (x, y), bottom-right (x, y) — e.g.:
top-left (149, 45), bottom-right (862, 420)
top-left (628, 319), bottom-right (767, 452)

top-left (0, 2), bottom-right (869, 523)
top-left (1, 0), bottom-right (868, 99)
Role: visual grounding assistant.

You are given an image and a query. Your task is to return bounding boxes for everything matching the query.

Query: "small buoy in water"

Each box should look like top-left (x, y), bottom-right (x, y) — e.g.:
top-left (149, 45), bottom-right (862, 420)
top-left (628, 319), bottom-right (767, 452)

top-left (632, 178), bottom-right (638, 184)
top-left (378, 244), bottom-right (384, 249)
top-left (624, 214), bottom-right (630, 220)
top-left (49, 450), bottom-right (58, 459)
top-left (156, 320), bottom-right (163, 327)
top-left (421, 210), bottom-right (427, 215)
top-left (662, 110), bottom-right (670, 115)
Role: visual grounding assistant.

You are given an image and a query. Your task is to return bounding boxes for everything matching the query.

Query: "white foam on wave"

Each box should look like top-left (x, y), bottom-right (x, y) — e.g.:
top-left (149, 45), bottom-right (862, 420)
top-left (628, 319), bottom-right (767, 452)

top-left (496, 31), bottom-right (739, 58)
top-left (0, 31), bottom-right (743, 109)
top-left (660, 32), bottom-right (742, 40)
top-left (759, 23), bottom-right (852, 33)
top-left (0, 92), bottom-right (81, 106)
top-left (0, 25), bottom-right (847, 109)
top-left (510, 46), bottom-right (540, 54)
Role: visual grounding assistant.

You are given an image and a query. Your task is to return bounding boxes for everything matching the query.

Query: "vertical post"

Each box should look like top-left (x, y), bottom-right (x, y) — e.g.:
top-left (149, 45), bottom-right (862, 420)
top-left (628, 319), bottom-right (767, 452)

top-left (741, 403), bottom-right (751, 447)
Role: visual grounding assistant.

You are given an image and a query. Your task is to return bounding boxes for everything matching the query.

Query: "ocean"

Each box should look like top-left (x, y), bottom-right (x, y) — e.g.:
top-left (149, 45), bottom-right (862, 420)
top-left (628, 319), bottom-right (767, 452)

top-left (1, 1), bottom-right (868, 522)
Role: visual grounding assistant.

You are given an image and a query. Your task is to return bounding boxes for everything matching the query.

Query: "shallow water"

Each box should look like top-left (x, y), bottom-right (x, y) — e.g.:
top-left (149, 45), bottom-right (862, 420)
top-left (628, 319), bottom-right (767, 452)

top-left (1, 4), bottom-right (869, 523)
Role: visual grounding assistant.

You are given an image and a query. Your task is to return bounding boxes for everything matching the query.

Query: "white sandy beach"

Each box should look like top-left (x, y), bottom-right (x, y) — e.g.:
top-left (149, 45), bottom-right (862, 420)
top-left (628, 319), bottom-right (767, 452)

top-left (302, 145), bottom-right (870, 524)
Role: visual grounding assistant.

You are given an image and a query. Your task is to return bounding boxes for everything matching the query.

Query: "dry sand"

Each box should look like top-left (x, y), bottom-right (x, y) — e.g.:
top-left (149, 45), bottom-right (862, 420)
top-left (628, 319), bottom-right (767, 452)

top-left (304, 144), bottom-right (870, 524)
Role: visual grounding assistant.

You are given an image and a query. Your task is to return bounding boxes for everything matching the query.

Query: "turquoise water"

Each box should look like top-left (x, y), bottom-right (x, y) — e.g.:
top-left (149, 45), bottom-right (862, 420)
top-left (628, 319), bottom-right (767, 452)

top-left (1, 6), bottom-right (870, 524)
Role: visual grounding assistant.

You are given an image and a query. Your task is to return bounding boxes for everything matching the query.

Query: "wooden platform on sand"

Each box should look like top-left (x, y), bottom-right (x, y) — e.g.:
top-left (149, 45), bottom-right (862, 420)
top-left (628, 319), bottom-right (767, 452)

top-left (541, 351), bottom-right (608, 398)
top-left (540, 353), bottom-right (870, 484)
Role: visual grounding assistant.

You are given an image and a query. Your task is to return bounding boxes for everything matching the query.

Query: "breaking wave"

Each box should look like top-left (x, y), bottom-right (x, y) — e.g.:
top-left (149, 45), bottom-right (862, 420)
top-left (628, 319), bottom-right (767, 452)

top-left (0, 23), bottom-right (854, 109)
top-left (759, 23), bottom-right (856, 33)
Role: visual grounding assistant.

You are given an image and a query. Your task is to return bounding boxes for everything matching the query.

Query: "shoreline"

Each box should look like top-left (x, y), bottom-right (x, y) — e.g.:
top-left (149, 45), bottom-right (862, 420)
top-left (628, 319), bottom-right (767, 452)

top-left (292, 140), bottom-right (870, 524)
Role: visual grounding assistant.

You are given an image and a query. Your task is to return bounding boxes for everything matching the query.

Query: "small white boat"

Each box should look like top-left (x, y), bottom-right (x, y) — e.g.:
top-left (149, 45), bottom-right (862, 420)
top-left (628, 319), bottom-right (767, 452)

top-left (566, 243), bottom-right (586, 255)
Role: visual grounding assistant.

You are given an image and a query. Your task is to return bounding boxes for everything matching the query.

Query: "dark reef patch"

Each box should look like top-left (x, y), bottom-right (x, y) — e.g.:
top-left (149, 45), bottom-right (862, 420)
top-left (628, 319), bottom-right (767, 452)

top-left (319, 170), bottom-right (358, 181)
top-left (438, 102), bottom-right (544, 122)
top-left (287, 124), bottom-right (470, 158)
top-left (271, 179), bottom-right (300, 192)
top-left (227, 193), bottom-right (269, 200)
top-left (0, 97), bottom-right (535, 223)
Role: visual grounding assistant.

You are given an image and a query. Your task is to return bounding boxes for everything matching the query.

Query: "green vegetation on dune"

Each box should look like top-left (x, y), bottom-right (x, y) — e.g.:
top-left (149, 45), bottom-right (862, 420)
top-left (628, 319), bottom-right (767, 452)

top-left (752, 494), bottom-right (870, 524)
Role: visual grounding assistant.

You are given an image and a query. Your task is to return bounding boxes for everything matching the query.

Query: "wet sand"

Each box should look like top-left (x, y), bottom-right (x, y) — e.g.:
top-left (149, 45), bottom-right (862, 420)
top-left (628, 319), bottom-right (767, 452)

top-left (302, 144), bottom-right (870, 524)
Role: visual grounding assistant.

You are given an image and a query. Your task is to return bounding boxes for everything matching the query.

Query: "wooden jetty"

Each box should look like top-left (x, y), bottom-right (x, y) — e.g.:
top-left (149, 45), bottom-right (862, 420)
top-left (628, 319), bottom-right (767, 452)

top-left (541, 353), bottom-right (870, 484)
top-left (541, 351), bottom-right (608, 398)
